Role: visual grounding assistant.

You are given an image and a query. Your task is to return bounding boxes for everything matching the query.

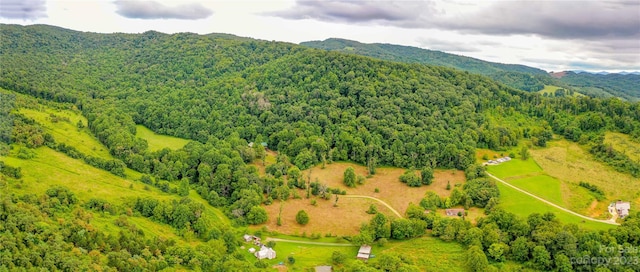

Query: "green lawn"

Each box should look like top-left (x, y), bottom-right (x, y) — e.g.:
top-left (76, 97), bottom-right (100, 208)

top-left (487, 158), bottom-right (542, 179)
top-left (508, 174), bottom-right (564, 206)
top-left (239, 234), bottom-right (468, 271)
top-left (496, 182), bottom-right (613, 231)
top-left (136, 125), bottom-right (191, 151)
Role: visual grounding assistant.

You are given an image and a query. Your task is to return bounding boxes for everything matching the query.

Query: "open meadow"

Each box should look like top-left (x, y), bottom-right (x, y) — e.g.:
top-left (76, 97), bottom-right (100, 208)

top-left (135, 124), bottom-right (191, 151)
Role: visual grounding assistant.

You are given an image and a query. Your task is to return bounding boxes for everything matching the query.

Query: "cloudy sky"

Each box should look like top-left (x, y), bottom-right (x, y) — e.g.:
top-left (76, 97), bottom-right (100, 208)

top-left (1, 0), bottom-right (639, 72)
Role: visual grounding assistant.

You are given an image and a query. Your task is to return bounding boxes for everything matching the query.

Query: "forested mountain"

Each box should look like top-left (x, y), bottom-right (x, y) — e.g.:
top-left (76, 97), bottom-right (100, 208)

top-left (301, 38), bottom-right (552, 92)
top-left (553, 71), bottom-right (640, 101)
top-left (2, 24), bottom-right (640, 271)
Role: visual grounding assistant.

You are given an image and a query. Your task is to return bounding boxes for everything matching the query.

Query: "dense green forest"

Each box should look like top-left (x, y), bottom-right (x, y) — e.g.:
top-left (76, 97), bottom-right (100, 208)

top-left (557, 72), bottom-right (640, 102)
top-left (1, 24), bottom-right (640, 271)
top-left (301, 38), bottom-right (552, 92)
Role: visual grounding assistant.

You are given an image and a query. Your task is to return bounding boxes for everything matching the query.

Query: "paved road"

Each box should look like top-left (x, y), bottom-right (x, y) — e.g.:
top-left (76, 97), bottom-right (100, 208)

top-left (341, 195), bottom-right (403, 218)
top-left (265, 237), bottom-right (357, 247)
top-left (486, 172), bottom-right (619, 226)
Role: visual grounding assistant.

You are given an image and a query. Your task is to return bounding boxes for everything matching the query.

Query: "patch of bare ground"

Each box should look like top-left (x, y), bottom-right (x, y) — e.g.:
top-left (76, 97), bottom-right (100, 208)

top-left (259, 195), bottom-right (396, 236)
top-left (255, 161), bottom-right (466, 236)
top-left (303, 162), bottom-right (465, 215)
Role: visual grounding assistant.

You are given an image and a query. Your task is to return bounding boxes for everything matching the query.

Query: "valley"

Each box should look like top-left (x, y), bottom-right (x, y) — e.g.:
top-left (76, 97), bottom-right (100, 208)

top-left (1, 25), bottom-right (639, 271)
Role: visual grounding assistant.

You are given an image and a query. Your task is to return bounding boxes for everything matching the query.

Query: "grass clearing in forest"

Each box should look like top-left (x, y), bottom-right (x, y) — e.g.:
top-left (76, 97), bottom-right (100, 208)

top-left (605, 132), bottom-right (640, 162)
top-left (376, 235), bottom-right (466, 271)
top-left (495, 182), bottom-right (613, 231)
top-left (135, 125), bottom-right (191, 151)
top-left (18, 108), bottom-right (113, 159)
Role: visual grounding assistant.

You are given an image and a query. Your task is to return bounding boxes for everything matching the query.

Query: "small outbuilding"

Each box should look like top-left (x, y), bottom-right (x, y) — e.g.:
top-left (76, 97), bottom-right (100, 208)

top-left (357, 245), bottom-right (372, 261)
top-left (445, 208), bottom-right (465, 217)
top-left (315, 265), bottom-right (333, 272)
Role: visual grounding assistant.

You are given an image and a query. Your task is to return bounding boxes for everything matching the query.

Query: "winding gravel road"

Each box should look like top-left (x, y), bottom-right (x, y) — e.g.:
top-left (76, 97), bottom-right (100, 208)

top-left (341, 195), bottom-right (403, 218)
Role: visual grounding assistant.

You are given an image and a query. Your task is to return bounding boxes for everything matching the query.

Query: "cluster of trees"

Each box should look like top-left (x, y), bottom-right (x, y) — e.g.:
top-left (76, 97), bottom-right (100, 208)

top-left (0, 160), bottom-right (21, 178)
top-left (398, 167), bottom-right (434, 187)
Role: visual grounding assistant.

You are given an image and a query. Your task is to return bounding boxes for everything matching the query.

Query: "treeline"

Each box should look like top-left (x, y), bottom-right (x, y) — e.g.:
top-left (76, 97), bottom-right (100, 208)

top-left (0, 186), bottom-right (258, 271)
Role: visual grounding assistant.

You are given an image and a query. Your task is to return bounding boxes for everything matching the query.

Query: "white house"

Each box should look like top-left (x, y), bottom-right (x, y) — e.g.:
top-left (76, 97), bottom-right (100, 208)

top-left (357, 245), bottom-right (372, 261)
top-left (255, 246), bottom-right (276, 260)
top-left (615, 201), bottom-right (631, 218)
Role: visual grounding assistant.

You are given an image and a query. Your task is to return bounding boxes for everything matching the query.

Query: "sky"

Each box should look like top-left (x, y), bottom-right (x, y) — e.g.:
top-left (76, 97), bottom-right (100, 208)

top-left (1, 0), bottom-right (639, 72)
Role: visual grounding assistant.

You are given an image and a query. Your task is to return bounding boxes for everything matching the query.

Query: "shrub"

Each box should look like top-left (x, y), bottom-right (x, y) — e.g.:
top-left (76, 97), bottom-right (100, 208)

top-left (296, 210), bottom-right (309, 225)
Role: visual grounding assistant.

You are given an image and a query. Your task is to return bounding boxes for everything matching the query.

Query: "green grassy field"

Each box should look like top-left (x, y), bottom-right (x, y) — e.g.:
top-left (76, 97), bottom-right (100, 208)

top-left (508, 174), bottom-right (565, 206)
top-left (135, 125), bottom-right (191, 151)
top-left (242, 234), bottom-right (469, 271)
top-left (495, 182), bottom-right (612, 231)
top-left (263, 241), bottom-right (357, 270)
top-left (488, 158), bottom-right (542, 179)
top-left (376, 235), bottom-right (466, 271)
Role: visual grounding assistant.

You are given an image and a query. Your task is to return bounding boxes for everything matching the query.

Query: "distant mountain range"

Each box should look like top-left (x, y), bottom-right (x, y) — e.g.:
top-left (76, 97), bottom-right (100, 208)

top-left (301, 38), bottom-right (640, 101)
top-left (571, 70), bottom-right (640, 76)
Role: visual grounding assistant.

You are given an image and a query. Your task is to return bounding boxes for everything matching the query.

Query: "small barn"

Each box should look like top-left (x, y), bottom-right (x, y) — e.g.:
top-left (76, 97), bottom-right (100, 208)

top-left (357, 245), bottom-right (372, 261)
